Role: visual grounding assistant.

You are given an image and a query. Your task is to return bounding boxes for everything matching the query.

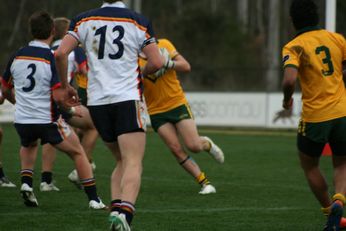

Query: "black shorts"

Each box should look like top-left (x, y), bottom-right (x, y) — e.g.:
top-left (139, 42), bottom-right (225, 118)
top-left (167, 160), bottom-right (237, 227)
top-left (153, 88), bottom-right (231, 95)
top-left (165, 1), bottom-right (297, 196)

top-left (297, 117), bottom-right (346, 157)
top-left (14, 118), bottom-right (71, 147)
top-left (88, 100), bottom-right (146, 142)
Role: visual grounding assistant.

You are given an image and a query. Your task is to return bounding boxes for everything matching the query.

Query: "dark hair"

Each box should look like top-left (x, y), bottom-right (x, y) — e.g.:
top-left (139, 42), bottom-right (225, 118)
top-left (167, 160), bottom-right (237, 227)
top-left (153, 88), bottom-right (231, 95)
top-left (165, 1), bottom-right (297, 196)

top-left (290, 0), bottom-right (319, 30)
top-left (29, 11), bottom-right (54, 40)
top-left (54, 17), bottom-right (70, 40)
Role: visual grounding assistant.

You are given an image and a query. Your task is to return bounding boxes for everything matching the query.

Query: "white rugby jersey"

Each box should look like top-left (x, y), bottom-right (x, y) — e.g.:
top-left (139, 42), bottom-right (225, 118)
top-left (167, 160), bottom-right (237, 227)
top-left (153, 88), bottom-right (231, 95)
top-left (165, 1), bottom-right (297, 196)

top-left (52, 39), bottom-right (75, 83)
top-left (52, 40), bottom-right (87, 84)
top-left (2, 41), bottom-right (61, 124)
top-left (68, 1), bottom-right (156, 106)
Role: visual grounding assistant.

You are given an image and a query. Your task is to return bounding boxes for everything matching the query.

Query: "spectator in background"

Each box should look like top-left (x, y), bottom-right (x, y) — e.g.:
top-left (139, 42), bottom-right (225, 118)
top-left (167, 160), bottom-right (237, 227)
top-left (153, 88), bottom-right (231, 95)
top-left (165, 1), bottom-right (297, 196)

top-left (55, 1), bottom-right (164, 230)
top-left (139, 38), bottom-right (224, 195)
top-left (1, 10), bottom-right (105, 209)
top-left (281, 0), bottom-right (346, 230)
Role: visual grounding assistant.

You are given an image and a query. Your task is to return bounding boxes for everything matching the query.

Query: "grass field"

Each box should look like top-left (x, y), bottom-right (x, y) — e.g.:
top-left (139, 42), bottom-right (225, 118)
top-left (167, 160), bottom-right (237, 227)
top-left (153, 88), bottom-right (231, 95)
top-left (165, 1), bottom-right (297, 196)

top-left (0, 123), bottom-right (338, 230)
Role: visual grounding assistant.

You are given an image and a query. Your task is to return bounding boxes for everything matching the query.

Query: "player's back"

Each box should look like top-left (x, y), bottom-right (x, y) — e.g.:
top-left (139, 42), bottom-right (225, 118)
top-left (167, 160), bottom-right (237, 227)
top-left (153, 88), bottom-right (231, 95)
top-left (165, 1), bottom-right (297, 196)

top-left (3, 41), bottom-right (59, 123)
top-left (69, 3), bottom-right (154, 106)
top-left (283, 29), bottom-right (346, 122)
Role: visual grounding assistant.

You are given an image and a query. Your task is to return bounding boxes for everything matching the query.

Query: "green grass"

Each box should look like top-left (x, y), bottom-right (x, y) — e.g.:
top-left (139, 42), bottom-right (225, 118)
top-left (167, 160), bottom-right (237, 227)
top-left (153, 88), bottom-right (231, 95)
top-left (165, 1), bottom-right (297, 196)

top-left (0, 123), bottom-right (337, 230)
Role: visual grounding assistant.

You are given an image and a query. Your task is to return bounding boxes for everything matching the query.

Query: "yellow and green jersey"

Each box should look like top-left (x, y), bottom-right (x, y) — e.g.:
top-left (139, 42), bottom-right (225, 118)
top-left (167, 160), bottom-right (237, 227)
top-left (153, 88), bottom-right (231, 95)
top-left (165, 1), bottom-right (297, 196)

top-left (282, 27), bottom-right (346, 122)
top-left (75, 73), bottom-right (88, 89)
top-left (140, 38), bottom-right (188, 115)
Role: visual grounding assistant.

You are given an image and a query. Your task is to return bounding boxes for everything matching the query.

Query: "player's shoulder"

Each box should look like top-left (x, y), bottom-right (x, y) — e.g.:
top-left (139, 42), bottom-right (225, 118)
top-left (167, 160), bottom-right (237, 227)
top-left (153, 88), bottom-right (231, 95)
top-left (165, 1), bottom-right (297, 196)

top-left (158, 38), bottom-right (171, 46)
top-left (328, 31), bottom-right (346, 45)
top-left (15, 44), bottom-right (54, 63)
top-left (72, 6), bottom-right (150, 27)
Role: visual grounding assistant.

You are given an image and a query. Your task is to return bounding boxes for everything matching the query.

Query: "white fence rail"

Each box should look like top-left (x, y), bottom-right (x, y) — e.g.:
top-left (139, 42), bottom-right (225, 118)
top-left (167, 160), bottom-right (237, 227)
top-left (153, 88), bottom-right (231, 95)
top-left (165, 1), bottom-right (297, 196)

top-left (0, 92), bottom-right (302, 128)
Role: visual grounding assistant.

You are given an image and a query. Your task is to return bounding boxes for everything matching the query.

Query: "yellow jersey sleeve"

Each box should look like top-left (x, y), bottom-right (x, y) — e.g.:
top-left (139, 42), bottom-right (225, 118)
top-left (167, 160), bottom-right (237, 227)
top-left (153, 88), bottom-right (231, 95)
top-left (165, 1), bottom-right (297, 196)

top-left (332, 33), bottom-right (346, 61)
top-left (282, 45), bottom-right (301, 69)
top-left (158, 38), bottom-right (179, 59)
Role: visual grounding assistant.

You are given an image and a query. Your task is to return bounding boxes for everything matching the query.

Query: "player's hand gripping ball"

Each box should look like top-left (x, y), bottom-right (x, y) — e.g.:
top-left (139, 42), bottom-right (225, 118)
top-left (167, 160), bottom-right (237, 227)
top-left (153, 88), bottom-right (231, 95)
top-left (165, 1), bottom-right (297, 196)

top-left (147, 48), bottom-right (175, 80)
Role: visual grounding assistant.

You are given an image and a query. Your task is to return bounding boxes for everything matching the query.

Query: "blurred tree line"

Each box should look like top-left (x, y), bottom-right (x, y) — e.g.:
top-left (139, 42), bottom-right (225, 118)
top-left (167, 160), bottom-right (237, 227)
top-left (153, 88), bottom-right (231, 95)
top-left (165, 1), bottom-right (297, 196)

top-left (0, 0), bottom-right (345, 92)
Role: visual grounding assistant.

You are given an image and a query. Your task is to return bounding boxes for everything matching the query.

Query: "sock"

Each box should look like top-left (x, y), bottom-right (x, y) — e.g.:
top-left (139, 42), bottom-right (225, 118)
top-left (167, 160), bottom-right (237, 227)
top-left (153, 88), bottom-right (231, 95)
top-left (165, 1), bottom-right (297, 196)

top-left (0, 167), bottom-right (5, 178)
top-left (321, 206), bottom-right (330, 216)
top-left (41, 171), bottom-right (52, 184)
top-left (196, 172), bottom-right (210, 186)
top-left (80, 178), bottom-right (99, 202)
top-left (120, 201), bottom-right (135, 225)
top-left (179, 156), bottom-right (191, 165)
top-left (110, 199), bottom-right (122, 213)
top-left (332, 193), bottom-right (345, 205)
top-left (21, 169), bottom-right (34, 187)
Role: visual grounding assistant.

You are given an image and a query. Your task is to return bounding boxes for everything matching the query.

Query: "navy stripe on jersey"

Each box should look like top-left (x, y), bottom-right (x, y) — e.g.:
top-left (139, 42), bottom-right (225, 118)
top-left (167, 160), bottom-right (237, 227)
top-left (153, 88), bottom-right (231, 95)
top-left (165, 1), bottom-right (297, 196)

top-left (69, 6), bottom-right (155, 38)
top-left (74, 46), bottom-right (87, 65)
top-left (3, 46), bottom-right (58, 87)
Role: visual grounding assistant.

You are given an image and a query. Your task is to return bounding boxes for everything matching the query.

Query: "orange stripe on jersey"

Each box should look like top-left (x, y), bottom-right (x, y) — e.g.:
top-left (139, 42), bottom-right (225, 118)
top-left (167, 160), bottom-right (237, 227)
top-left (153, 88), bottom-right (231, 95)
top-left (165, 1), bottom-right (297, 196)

top-left (15, 56), bottom-right (50, 64)
top-left (74, 16), bottom-right (147, 32)
top-left (136, 101), bottom-right (143, 128)
top-left (57, 119), bottom-right (67, 139)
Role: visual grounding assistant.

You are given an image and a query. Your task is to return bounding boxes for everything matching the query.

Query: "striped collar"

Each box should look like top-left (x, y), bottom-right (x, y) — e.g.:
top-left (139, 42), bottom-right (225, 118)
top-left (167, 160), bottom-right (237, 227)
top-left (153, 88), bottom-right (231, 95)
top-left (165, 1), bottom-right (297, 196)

top-left (29, 40), bottom-right (50, 49)
top-left (102, 1), bottom-right (126, 8)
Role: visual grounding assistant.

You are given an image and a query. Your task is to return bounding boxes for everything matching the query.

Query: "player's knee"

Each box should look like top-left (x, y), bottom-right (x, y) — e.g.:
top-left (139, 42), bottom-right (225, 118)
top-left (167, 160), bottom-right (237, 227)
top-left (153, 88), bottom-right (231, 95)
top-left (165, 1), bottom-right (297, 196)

top-left (168, 143), bottom-right (184, 156)
top-left (185, 141), bottom-right (203, 153)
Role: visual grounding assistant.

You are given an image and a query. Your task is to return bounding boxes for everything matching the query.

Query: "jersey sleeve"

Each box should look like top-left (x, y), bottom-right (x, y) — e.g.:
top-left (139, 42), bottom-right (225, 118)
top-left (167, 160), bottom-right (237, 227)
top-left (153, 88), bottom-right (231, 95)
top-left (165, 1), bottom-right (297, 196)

top-left (159, 39), bottom-right (178, 59)
top-left (2, 54), bottom-right (16, 88)
top-left (139, 18), bottom-right (157, 49)
top-left (67, 16), bottom-right (81, 42)
top-left (282, 44), bottom-right (300, 69)
top-left (336, 33), bottom-right (346, 62)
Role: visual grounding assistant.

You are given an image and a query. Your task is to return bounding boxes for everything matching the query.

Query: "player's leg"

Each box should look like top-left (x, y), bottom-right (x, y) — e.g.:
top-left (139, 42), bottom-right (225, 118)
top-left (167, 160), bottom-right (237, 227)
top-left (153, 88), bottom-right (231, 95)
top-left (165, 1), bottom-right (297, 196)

top-left (51, 120), bottom-right (105, 209)
top-left (298, 151), bottom-right (331, 207)
top-left (297, 119), bottom-right (345, 230)
top-left (174, 105), bottom-right (224, 163)
top-left (68, 105), bottom-right (98, 162)
top-left (117, 132), bottom-right (145, 221)
top-left (0, 127), bottom-right (16, 187)
top-left (325, 118), bottom-right (346, 230)
top-left (104, 141), bottom-right (122, 205)
top-left (157, 122), bottom-right (215, 194)
top-left (19, 144), bottom-right (39, 207)
top-left (14, 124), bottom-right (40, 207)
top-left (40, 144), bottom-right (59, 191)
top-left (67, 106), bottom-right (98, 187)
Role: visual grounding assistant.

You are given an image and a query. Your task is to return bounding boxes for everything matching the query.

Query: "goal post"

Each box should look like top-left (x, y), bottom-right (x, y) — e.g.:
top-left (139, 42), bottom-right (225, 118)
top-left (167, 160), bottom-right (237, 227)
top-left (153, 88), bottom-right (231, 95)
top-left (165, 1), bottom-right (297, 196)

top-left (325, 0), bottom-right (336, 32)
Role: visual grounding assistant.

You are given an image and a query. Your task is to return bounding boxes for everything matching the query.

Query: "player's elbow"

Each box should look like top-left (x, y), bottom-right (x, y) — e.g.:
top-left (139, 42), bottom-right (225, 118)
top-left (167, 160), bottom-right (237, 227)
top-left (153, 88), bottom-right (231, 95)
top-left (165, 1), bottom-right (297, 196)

top-left (181, 62), bottom-right (191, 73)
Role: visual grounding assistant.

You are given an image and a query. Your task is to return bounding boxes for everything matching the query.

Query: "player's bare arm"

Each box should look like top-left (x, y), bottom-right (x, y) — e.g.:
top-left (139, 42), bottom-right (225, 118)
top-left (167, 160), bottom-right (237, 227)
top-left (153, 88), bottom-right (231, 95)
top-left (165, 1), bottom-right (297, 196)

top-left (171, 53), bottom-right (191, 73)
top-left (141, 43), bottom-right (164, 77)
top-left (1, 77), bottom-right (15, 104)
top-left (55, 34), bottom-right (80, 106)
top-left (282, 66), bottom-right (298, 109)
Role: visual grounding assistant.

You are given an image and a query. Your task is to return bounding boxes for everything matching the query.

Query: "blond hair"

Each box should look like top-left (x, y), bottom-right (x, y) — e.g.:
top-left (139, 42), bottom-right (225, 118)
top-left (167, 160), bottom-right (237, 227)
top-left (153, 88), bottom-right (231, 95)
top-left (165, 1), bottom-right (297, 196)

top-left (54, 17), bottom-right (70, 40)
